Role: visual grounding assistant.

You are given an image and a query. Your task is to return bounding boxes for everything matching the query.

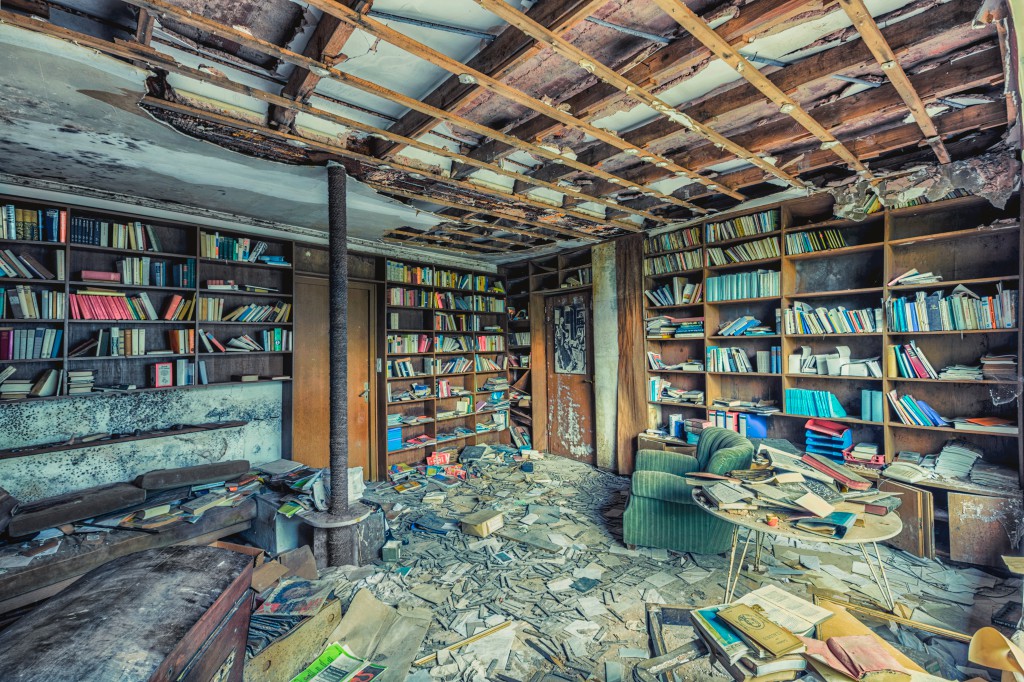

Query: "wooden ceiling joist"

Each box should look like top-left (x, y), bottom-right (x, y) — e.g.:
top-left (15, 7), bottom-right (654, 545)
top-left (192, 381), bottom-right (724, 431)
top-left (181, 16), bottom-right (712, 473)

top-left (380, 0), bottom-right (610, 158)
top-left (364, 182), bottom-right (600, 241)
top-left (650, 0), bottom-right (873, 178)
top-left (382, 234), bottom-right (495, 255)
top-left (473, 0), bottom-right (808, 194)
top-left (436, 225), bottom-right (531, 247)
top-left (296, 0), bottom-right (733, 208)
top-left (114, 0), bottom-right (658, 229)
top-left (838, 0), bottom-right (951, 164)
top-left (267, 4), bottom-right (361, 132)
top-left (385, 228), bottom-right (505, 252)
top-left (459, 0), bottom-right (813, 173)
top-left (528, 1), bottom-right (981, 193)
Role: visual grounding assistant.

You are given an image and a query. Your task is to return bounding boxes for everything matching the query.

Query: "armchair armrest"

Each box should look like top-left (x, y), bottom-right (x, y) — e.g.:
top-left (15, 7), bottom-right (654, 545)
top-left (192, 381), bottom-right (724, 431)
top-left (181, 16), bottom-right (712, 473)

top-left (707, 444), bottom-right (754, 477)
top-left (631, 470), bottom-right (697, 504)
top-left (635, 449), bottom-right (700, 477)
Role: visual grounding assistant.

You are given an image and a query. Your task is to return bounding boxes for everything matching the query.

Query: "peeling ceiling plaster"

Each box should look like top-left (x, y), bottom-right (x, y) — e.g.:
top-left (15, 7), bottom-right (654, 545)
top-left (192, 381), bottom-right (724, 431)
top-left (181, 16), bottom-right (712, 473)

top-left (0, 24), bottom-right (442, 240)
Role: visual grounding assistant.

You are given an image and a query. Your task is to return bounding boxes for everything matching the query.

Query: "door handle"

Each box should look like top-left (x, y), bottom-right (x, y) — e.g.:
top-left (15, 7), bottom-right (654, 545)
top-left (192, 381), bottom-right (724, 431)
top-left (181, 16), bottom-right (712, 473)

top-left (359, 382), bottom-right (369, 401)
top-left (582, 377), bottom-right (594, 384)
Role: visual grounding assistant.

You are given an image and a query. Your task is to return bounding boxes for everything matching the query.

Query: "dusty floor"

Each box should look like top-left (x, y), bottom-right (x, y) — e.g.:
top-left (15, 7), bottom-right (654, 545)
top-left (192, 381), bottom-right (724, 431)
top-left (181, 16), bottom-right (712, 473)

top-left (317, 455), bottom-right (1019, 681)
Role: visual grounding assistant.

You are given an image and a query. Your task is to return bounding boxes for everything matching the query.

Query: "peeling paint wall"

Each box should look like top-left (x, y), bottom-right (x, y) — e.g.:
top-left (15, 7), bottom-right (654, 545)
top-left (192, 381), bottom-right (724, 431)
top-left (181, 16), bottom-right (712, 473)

top-left (592, 242), bottom-right (619, 471)
top-left (0, 383), bottom-right (282, 502)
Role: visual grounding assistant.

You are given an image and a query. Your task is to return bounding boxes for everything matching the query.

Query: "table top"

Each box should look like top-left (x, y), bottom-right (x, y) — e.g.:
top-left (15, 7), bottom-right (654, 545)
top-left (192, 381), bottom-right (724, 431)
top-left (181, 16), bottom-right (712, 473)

top-left (693, 491), bottom-right (903, 545)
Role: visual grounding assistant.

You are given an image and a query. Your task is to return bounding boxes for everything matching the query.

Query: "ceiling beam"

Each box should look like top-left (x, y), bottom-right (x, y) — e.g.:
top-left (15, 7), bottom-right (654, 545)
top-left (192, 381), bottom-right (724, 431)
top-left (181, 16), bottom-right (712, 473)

top-left (529, 1), bottom-right (981, 190)
top-left (382, 234), bottom-right (495, 256)
top-left (384, 228), bottom-right (505, 252)
top-left (364, 182), bottom-right (599, 241)
top-left (472, 0), bottom-right (807, 193)
top-left (459, 0), bottom-right (813, 172)
top-left (296, 0), bottom-right (741, 205)
top-left (379, 0), bottom-right (609, 158)
top-left (592, 47), bottom-right (1003, 192)
top-left (837, 0), bottom-right (951, 164)
top-left (434, 225), bottom-right (530, 247)
top-left (651, 0), bottom-right (872, 178)
top-left (116, 0), bottom-right (667, 224)
top-left (268, 3), bottom-right (362, 133)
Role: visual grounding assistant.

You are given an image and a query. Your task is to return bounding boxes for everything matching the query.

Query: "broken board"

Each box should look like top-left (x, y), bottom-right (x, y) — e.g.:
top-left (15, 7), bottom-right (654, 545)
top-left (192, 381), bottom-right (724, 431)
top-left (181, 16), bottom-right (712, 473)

top-left (949, 492), bottom-right (1023, 567)
top-left (878, 480), bottom-right (933, 559)
top-left (244, 599), bottom-right (341, 682)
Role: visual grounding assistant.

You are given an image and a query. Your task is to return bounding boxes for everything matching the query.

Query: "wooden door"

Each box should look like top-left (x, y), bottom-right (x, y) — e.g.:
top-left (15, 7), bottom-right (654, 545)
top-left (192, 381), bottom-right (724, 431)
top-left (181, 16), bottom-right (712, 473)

top-left (544, 290), bottom-right (595, 463)
top-left (878, 480), bottom-right (934, 559)
top-left (292, 277), bottom-right (376, 479)
top-left (949, 492), bottom-right (1022, 567)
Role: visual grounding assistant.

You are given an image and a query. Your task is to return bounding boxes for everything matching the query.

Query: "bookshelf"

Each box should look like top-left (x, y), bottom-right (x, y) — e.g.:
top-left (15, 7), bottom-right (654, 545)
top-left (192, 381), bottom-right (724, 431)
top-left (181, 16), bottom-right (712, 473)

top-left (643, 191), bottom-right (1023, 561)
top-left (384, 259), bottom-right (511, 466)
top-left (505, 261), bottom-right (532, 448)
top-left (0, 193), bottom-right (295, 400)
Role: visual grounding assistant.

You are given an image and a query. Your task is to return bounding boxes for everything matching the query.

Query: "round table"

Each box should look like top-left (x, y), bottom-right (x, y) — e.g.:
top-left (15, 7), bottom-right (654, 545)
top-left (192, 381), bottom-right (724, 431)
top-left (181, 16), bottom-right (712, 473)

top-left (692, 491), bottom-right (903, 611)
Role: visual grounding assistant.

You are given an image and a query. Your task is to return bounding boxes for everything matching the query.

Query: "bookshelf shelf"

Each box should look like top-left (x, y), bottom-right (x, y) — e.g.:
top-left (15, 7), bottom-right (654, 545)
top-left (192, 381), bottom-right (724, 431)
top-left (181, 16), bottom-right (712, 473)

top-left (705, 296), bottom-right (780, 305)
top-left (646, 303), bottom-right (705, 311)
top-left (785, 242), bottom-right (884, 260)
top-left (887, 422), bottom-right (1019, 438)
top-left (886, 275), bottom-right (1020, 292)
top-left (707, 334), bottom-right (779, 340)
top-left (786, 287), bottom-right (883, 299)
top-left (784, 373), bottom-right (884, 382)
top-left (787, 332), bottom-right (883, 338)
top-left (1, 192), bottom-right (295, 397)
top-left (888, 223), bottom-right (1020, 247)
top-left (649, 401), bottom-right (708, 409)
top-left (889, 377), bottom-right (1018, 385)
top-left (0, 379), bottom-right (291, 405)
top-left (887, 329), bottom-right (1018, 336)
top-left (774, 412), bottom-right (881, 427)
top-left (786, 215), bottom-right (881, 234)
top-left (706, 256), bottom-right (781, 272)
top-left (707, 371), bottom-right (780, 377)
top-left (705, 229), bottom-right (782, 249)
top-left (644, 267), bottom-right (704, 278)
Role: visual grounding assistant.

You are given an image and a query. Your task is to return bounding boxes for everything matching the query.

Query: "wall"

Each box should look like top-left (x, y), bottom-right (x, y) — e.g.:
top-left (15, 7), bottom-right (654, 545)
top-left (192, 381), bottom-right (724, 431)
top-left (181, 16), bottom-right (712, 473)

top-left (592, 242), bottom-right (619, 470)
top-left (0, 382), bottom-right (282, 502)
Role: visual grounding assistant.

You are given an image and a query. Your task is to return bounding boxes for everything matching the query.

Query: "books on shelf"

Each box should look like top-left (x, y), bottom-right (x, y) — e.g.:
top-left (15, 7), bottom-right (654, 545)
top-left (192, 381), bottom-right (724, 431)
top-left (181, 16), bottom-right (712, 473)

top-left (200, 232), bottom-right (285, 264)
top-left (389, 287), bottom-right (432, 308)
top-left (2, 205), bottom-right (65, 242)
top-left (952, 416), bottom-right (1019, 435)
top-left (644, 277), bottom-right (703, 306)
top-left (644, 250), bottom-right (702, 275)
top-left (435, 334), bottom-right (471, 352)
top-left (706, 236), bottom-right (780, 266)
top-left (70, 216), bottom-right (162, 251)
top-left (707, 346), bottom-right (768, 373)
top-left (433, 292), bottom-right (506, 313)
top-left (474, 335), bottom-right (504, 352)
top-left (970, 459), bottom-right (1020, 490)
top-left (885, 390), bottom-right (947, 427)
top-left (860, 389), bottom-right (884, 423)
top-left (69, 289), bottom-right (163, 321)
top-left (705, 209), bottom-right (779, 243)
top-left (938, 364), bottom-right (983, 381)
top-left (510, 332), bottom-right (530, 346)
top-left (436, 356), bottom-right (472, 375)
top-left (645, 227), bottom-right (700, 253)
top-left (2, 286), bottom-right (64, 320)
top-left (0, 327), bottom-right (62, 360)
top-left (717, 316), bottom-right (774, 336)
top-left (785, 228), bottom-right (848, 255)
top-left (935, 440), bottom-right (983, 478)
top-left (221, 301), bottom-right (291, 323)
top-left (887, 268), bottom-right (942, 286)
top-left (475, 355), bottom-right (507, 372)
top-left (387, 334), bottom-right (431, 354)
top-left (435, 313), bottom-right (487, 331)
top-left (706, 270), bottom-right (779, 302)
top-left (783, 301), bottom-right (882, 335)
top-left (981, 353), bottom-right (1017, 380)
top-left (387, 357), bottom-right (419, 378)
top-left (884, 286), bottom-right (1018, 331)
top-left (647, 351), bottom-right (704, 372)
top-left (888, 341), bottom-right (938, 379)
top-left (385, 261), bottom-right (504, 292)
top-left (785, 388), bottom-right (846, 418)
top-left (649, 377), bottom-right (704, 404)
top-left (646, 315), bottom-right (704, 338)
top-left (562, 268), bottom-right (591, 287)
top-left (789, 345), bottom-right (881, 377)
top-left (0, 249), bottom-right (57, 279)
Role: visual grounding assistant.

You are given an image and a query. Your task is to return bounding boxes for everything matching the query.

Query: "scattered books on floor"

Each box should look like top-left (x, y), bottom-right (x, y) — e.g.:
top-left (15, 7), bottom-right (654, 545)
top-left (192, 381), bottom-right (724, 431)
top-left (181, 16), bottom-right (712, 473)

top-left (785, 228), bottom-right (848, 255)
top-left (706, 270), bottom-right (779, 302)
top-left (885, 285), bottom-right (1018, 331)
top-left (785, 388), bottom-right (846, 418)
top-left (783, 301), bottom-right (882, 334)
top-left (646, 315), bottom-right (704, 338)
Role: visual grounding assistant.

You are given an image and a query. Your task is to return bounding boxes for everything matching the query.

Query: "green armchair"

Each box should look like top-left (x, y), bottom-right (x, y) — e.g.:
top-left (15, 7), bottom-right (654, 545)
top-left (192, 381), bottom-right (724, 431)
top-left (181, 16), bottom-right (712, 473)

top-left (622, 427), bottom-right (754, 554)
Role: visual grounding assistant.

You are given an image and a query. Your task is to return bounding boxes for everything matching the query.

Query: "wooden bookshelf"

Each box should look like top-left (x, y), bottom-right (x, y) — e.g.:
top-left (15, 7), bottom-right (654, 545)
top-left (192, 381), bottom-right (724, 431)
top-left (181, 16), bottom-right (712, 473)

top-left (642, 190), bottom-right (1023, 565)
top-left (383, 258), bottom-right (512, 465)
top-left (504, 260), bottom-right (532, 448)
top-left (0, 193), bottom-right (294, 399)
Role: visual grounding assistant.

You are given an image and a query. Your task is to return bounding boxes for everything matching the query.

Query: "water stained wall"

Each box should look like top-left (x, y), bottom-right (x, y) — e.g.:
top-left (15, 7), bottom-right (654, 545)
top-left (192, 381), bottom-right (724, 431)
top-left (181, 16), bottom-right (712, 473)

top-left (0, 383), bottom-right (282, 502)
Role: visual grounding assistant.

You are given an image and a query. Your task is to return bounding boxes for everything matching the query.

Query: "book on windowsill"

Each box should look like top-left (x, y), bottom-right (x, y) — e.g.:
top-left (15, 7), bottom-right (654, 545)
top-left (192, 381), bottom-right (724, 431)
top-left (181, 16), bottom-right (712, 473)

top-left (232, 374), bottom-right (259, 382)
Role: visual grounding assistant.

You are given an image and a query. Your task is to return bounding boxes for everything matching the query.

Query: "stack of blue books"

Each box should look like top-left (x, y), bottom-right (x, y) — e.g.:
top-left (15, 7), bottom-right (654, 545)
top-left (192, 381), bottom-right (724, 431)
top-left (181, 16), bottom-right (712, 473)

top-left (387, 426), bottom-right (403, 452)
top-left (785, 388), bottom-right (847, 418)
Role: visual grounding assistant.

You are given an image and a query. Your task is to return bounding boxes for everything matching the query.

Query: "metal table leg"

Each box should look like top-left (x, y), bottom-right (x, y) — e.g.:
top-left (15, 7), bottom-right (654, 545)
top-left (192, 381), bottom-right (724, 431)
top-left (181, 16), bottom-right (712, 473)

top-left (726, 529), bottom-right (754, 604)
top-left (858, 541), bottom-right (896, 612)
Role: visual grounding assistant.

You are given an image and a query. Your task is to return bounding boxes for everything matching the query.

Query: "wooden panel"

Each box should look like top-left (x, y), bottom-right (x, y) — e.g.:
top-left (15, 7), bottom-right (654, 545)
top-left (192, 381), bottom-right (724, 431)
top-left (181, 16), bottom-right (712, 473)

top-left (878, 480), bottom-right (934, 559)
top-left (949, 492), bottom-right (1023, 567)
top-left (544, 290), bottom-right (595, 463)
top-left (292, 277), bottom-right (376, 478)
top-left (616, 234), bottom-right (647, 475)
top-left (529, 291), bottom-right (548, 451)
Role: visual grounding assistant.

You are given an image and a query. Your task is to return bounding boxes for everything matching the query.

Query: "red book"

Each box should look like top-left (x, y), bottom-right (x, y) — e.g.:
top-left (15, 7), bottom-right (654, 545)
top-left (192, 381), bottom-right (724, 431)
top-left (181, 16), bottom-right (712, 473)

top-left (163, 295), bottom-right (183, 321)
top-left (800, 452), bottom-right (872, 491)
top-left (59, 210), bottom-right (67, 243)
top-left (69, 295), bottom-right (81, 320)
top-left (206, 332), bottom-right (226, 353)
top-left (80, 270), bottom-right (121, 282)
top-left (80, 295), bottom-right (99, 320)
top-left (804, 418), bottom-right (848, 438)
top-left (0, 329), bottom-right (10, 360)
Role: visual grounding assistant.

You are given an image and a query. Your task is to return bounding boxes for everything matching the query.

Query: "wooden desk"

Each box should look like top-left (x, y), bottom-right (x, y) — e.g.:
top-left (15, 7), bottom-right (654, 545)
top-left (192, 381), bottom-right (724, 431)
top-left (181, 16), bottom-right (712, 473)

top-left (693, 492), bottom-right (903, 611)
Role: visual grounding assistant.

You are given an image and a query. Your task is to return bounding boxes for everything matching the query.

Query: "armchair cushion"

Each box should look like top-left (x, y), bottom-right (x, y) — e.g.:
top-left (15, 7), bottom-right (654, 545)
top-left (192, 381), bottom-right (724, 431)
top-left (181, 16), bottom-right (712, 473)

top-left (635, 449), bottom-right (701, 477)
top-left (630, 470), bottom-right (696, 505)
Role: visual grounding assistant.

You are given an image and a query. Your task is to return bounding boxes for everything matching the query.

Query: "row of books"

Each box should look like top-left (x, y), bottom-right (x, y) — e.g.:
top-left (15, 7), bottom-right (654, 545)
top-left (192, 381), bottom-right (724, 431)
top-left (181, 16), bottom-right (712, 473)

top-left (1, 368), bottom-right (93, 399)
top-left (434, 292), bottom-right (506, 313)
top-left (709, 410), bottom-right (769, 438)
top-left (384, 261), bottom-right (505, 293)
top-left (69, 290), bottom-right (163, 321)
top-left (0, 327), bottom-right (63, 360)
top-left (706, 346), bottom-right (782, 374)
top-left (476, 355), bottom-right (507, 371)
top-left (785, 228), bottom-right (848, 254)
top-left (0, 249), bottom-right (61, 280)
top-left (434, 313), bottom-right (495, 332)
top-left (643, 250), bottom-right (702, 276)
top-left (705, 269), bottom-right (779, 302)
top-left (113, 257), bottom-right (176, 287)
top-left (716, 316), bottom-right (773, 336)
top-left (643, 278), bottom-right (703, 307)
top-left (646, 315), bottom-right (704, 339)
top-left (2, 206), bottom-right (64, 242)
top-left (706, 235), bottom-right (780, 266)
top-left (785, 388), bottom-right (847, 418)
top-left (887, 390), bottom-right (946, 427)
top-left (387, 334), bottom-right (432, 354)
top-left (644, 226), bottom-right (700, 253)
top-left (885, 287), bottom-right (1018, 331)
top-left (860, 389), bottom-right (885, 423)
top-left (71, 216), bottom-right (162, 251)
top-left (3, 287), bottom-right (64, 320)
top-left (74, 327), bottom-right (154, 357)
top-left (704, 209), bottom-right (779, 243)
top-left (197, 297), bottom-right (292, 323)
top-left (889, 341), bottom-right (938, 379)
top-left (648, 377), bottom-right (704, 404)
top-left (200, 232), bottom-right (277, 264)
top-left (509, 332), bottom-right (530, 345)
top-left (782, 302), bottom-right (883, 335)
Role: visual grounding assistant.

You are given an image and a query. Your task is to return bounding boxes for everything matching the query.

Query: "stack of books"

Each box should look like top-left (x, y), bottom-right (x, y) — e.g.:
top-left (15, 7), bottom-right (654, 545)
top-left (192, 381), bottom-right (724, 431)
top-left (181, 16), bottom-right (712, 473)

top-left (888, 269), bottom-right (943, 286)
top-left (970, 460), bottom-right (1019, 490)
top-left (649, 377), bottom-right (704, 404)
top-left (938, 364), bottom-right (983, 381)
top-left (646, 315), bottom-right (704, 338)
top-left (67, 369), bottom-right (95, 395)
top-left (935, 440), bottom-right (983, 478)
top-left (981, 353), bottom-right (1017, 380)
top-left (717, 316), bottom-right (772, 336)
top-left (804, 419), bottom-right (851, 460)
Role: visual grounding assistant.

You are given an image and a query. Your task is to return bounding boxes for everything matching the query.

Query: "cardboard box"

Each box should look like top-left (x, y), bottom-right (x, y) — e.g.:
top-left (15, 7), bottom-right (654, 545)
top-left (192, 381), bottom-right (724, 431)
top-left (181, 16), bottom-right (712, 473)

top-left (461, 510), bottom-right (504, 538)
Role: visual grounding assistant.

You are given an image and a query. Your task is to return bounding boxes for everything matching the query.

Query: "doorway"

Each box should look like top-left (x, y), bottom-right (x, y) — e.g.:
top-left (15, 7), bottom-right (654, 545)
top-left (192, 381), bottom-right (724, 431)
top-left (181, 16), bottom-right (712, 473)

top-left (544, 290), bottom-right (596, 463)
top-left (292, 276), bottom-right (376, 479)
